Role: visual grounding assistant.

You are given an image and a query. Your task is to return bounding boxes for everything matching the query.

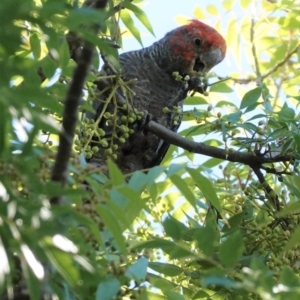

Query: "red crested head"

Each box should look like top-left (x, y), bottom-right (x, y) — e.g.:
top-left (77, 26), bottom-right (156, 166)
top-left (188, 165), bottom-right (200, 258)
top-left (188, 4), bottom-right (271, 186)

top-left (163, 19), bottom-right (226, 75)
top-left (185, 20), bottom-right (226, 57)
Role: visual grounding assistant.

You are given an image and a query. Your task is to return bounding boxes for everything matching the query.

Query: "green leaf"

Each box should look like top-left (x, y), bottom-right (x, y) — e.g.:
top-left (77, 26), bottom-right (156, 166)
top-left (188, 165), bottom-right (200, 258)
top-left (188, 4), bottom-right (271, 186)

top-left (58, 38), bottom-right (70, 71)
top-left (183, 212), bottom-right (202, 229)
top-left (112, 186), bottom-right (146, 225)
top-left (241, 0), bottom-right (251, 9)
top-left (0, 102), bottom-right (8, 157)
top-left (0, 237), bottom-right (9, 285)
top-left (219, 231), bottom-right (244, 267)
top-left (202, 158), bottom-right (223, 169)
top-left (283, 176), bottom-right (300, 199)
top-left (170, 174), bottom-right (196, 208)
top-left (222, 211), bottom-right (245, 233)
top-left (192, 290), bottom-right (210, 299)
top-left (132, 239), bottom-right (193, 259)
top-left (187, 168), bottom-right (222, 213)
top-left (147, 292), bottom-right (168, 299)
top-left (167, 245), bottom-right (193, 260)
top-left (222, 0), bottom-right (236, 10)
top-left (206, 4), bottom-right (219, 16)
top-left (204, 139), bottom-right (223, 147)
top-left (107, 160), bottom-right (125, 186)
top-left (149, 273), bottom-right (176, 292)
top-left (120, 9), bottom-right (143, 46)
top-left (40, 55), bottom-right (58, 79)
top-left (20, 256), bottom-right (41, 300)
top-left (279, 267), bottom-right (300, 287)
top-left (107, 199), bottom-right (131, 229)
top-left (95, 204), bottom-right (127, 253)
top-left (162, 215), bottom-right (188, 240)
top-left (21, 126), bottom-right (39, 156)
top-left (96, 277), bottom-right (120, 300)
top-left (30, 33), bottom-right (41, 60)
top-left (240, 86), bottom-right (262, 109)
top-left (179, 122), bottom-right (206, 138)
top-left (209, 82), bottom-right (233, 93)
top-left (164, 290), bottom-right (185, 300)
top-left (194, 226), bottom-right (216, 256)
top-left (215, 100), bottom-right (238, 109)
top-left (148, 262), bottom-right (183, 277)
top-left (294, 134), bottom-right (300, 153)
top-left (43, 245), bottom-right (80, 287)
top-left (121, 1), bottom-right (155, 36)
top-left (246, 114), bottom-right (267, 122)
top-left (128, 170), bottom-right (148, 190)
top-left (125, 257), bottom-right (148, 281)
top-left (65, 8), bottom-right (106, 30)
top-left (202, 276), bottom-right (237, 288)
top-left (193, 6), bottom-right (205, 19)
top-left (73, 211), bottom-right (103, 245)
top-left (284, 226), bottom-right (300, 252)
top-left (227, 110), bottom-right (242, 123)
top-left (184, 96), bottom-right (208, 105)
top-left (277, 102), bottom-right (295, 121)
top-left (147, 165), bottom-right (166, 187)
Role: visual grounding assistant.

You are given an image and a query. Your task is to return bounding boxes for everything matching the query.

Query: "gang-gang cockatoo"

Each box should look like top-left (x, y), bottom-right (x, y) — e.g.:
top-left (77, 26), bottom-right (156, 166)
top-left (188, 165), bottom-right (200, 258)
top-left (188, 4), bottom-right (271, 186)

top-left (88, 20), bottom-right (226, 173)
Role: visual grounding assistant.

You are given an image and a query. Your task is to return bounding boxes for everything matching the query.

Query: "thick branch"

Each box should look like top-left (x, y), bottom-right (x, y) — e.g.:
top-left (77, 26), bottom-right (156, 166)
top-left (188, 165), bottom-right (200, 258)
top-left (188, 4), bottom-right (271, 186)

top-left (50, 0), bottom-right (109, 204)
top-left (144, 120), bottom-right (292, 166)
top-left (50, 43), bottom-right (94, 204)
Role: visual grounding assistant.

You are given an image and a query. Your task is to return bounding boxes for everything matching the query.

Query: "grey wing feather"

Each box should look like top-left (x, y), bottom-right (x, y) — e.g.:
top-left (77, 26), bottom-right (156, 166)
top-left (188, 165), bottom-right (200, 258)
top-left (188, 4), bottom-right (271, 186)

top-left (87, 50), bottom-right (187, 173)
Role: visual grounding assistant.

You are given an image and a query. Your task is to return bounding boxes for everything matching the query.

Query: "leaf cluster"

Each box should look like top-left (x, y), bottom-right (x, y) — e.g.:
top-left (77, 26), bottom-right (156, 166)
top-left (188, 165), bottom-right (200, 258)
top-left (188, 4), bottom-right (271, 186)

top-left (1, 0), bottom-right (300, 300)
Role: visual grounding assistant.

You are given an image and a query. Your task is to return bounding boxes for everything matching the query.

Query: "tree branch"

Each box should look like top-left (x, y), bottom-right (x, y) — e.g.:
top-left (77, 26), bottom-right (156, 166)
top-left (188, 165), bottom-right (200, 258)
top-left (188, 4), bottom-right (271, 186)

top-left (261, 166), bottom-right (292, 176)
top-left (144, 120), bottom-right (292, 166)
top-left (250, 164), bottom-right (280, 210)
top-left (50, 0), bottom-right (109, 205)
top-left (260, 45), bottom-right (299, 80)
top-left (250, 18), bottom-right (261, 81)
top-left (222, 43), bottom-right (299, 85)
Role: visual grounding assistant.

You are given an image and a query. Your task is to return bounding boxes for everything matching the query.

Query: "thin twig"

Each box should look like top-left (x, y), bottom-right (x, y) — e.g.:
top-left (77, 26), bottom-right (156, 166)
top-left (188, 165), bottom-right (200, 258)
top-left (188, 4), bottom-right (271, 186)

top-left (261, 166), bottom-right (292, 175)
top-left (95, 78), bottom-right (133, 111)
top-left (250, 164), bottom-right (280, 210)
top-left (261, 45), bottom-right (299, 80)
top-left (250, 18), bottom-right (262, 81)
top-left (222, 45), bottom-right (299, 85)
top-left (105, 0), bottom-right (134, 20)
top-left (101, 51), bottom-right (119, 74)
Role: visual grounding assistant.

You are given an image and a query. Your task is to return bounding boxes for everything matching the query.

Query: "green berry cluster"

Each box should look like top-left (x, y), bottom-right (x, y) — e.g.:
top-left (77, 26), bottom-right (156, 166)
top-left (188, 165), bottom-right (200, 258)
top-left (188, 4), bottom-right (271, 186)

top-left (243, 220), bottom-right (300, 276)
top-left (172, 71), bottom-right (184, 81)
top-left (75, 101), bottom-right (144, 161)
top-left (74, 118), bottom-right (106, 159)
top-left (163, 105), bottom-right (182, 125)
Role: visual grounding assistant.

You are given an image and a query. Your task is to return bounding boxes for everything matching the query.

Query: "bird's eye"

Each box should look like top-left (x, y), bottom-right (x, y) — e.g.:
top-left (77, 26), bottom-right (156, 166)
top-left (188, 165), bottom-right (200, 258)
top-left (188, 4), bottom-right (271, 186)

top-left (194, 38), bottom-right (202, 46)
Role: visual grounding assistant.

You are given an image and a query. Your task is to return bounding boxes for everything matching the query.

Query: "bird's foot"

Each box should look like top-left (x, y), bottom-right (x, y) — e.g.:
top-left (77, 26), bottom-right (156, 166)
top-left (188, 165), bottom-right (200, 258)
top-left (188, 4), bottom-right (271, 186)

top-left (188, 77), bottom-right (207, 94)
top-left (137, 110), bottom-right (153, 131)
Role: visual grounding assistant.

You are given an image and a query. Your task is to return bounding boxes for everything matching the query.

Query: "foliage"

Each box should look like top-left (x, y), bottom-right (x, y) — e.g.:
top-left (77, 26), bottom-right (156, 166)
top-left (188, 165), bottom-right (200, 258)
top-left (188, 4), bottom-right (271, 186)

top-left (1, 0), bottom-right (300, 299)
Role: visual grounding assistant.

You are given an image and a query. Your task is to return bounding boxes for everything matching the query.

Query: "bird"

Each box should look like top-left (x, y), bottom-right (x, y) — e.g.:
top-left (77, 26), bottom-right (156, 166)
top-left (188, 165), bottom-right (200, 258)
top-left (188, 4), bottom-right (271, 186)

top-left (87, 20), bottom-right (226, 174)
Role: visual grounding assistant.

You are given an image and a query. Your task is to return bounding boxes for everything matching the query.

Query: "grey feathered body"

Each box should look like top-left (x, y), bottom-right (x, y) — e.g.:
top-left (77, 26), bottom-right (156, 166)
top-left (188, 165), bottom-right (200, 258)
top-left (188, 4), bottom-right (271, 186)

top-left (88, 45), bottom-right (188, 173)
top-left (87, 21), bottom-right (226, 173)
